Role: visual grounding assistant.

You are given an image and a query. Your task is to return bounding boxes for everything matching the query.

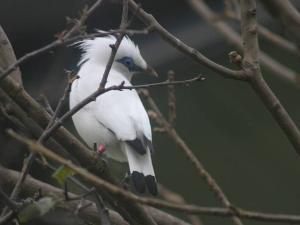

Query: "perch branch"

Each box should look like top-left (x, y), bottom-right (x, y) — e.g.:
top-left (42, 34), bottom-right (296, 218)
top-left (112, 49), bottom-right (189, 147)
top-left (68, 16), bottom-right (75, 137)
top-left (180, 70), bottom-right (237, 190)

top-left (8, 131), bottom-right (300, 224)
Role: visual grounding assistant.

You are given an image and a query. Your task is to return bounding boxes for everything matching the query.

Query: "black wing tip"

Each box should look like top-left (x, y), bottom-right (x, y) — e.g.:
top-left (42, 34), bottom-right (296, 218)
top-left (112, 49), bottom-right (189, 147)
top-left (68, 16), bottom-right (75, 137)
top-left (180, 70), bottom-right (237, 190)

top-left (145, 175), bottom-right (158, 196)
top-left (131, 171), bottom-right (146, 193)
top-left (126, 139), bottom-right (147, 155)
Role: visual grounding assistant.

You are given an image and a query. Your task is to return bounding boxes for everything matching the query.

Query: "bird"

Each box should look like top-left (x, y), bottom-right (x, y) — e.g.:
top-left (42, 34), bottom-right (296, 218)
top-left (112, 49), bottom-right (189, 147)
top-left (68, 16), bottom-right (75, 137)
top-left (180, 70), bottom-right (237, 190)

top-left (69, 34), bottom-right (158, 195)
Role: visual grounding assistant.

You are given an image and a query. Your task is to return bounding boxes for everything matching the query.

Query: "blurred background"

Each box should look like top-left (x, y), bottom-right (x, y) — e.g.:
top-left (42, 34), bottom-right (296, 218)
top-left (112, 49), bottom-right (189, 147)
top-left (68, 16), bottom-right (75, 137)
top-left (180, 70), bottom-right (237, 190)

top-left (1, 0), bottom-right (300, 224)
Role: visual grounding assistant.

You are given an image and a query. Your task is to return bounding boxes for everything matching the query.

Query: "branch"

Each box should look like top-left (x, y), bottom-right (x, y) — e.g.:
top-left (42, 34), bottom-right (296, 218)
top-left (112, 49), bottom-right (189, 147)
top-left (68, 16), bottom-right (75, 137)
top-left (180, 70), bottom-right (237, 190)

top-left (257, 25), bottom-right (300, 57)
top-left (0, 29), bottom-right (150, 82)
top-left (260, 0), bottom-right (300, 45)
top-left (127, 0), bottom-right (246, 80)
top-left (185, 0), bottom-right (300, 86)
top-left (8, 131), bottom-right (300, 224)
top-left (0, 186), bottom-right (18, 212)
top-left (5, 72), bottom-right (79, 211)
top-left (239, 0), bottom-right (300, 157)
top-left (0, 25), bottom-right (22, 85)
top-left (99, 0), bottom-right (128, 89)
top-left (220, 2), bottom-right (300, 57)
top-left (0, 166), bottom-right (192, 225)
top-left (33, 75), bottom-right (206, 155)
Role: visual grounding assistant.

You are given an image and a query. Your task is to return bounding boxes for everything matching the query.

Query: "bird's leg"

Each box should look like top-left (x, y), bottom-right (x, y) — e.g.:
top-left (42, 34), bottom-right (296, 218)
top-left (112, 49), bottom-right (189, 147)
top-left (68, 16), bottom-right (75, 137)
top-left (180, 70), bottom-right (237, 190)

top-left (121, 170), bottom-right (131, 190)
top-left (93, 143), bottom-right (108, 173)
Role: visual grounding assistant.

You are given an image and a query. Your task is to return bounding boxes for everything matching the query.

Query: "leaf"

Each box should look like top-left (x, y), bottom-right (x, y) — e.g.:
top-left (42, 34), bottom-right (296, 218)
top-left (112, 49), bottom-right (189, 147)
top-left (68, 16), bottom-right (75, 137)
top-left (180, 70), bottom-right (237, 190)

top-left (52, 165), bottom-right (75, 186)
top-left (18, 197), bottom-right (56, 223)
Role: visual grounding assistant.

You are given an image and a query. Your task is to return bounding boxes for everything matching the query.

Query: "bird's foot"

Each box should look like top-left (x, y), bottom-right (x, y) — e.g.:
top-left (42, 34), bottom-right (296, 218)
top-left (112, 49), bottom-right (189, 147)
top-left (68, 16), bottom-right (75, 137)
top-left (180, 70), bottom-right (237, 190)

top-left (98, 157), bottom-right (108, 173)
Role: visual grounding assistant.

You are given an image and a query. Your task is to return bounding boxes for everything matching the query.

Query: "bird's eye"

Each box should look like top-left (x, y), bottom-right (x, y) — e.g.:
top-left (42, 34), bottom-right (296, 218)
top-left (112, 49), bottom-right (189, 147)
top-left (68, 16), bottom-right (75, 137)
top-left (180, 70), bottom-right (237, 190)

top-left (116, 57), bottom-right (136, 71)
top-left (125, 58), bottom-right (132, 66)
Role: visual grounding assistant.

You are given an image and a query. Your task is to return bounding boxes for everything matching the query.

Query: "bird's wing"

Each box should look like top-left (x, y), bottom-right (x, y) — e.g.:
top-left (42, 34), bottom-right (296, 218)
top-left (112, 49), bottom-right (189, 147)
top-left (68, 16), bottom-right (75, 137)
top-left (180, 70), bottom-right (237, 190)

top-left (93, 79), bottom-right (153, 154)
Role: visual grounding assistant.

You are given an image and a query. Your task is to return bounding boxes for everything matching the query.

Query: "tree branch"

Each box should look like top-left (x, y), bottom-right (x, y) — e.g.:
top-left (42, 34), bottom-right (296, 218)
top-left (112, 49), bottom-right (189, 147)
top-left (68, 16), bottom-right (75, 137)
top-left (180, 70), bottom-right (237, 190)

top-left (260, 0), bottom-right (300, 45)
top-left (0, 166), bottom-right (193, 225)
top-left (0, 25), bottom-right (22, 85)
top-left (127, 0), bottom-right (246, 80)
top-left (185, 0), bottom-right (300, 86)
top-left (239, 0), bottom-right (300, 156)
top-left (9, 131), bottom-right (300, 224)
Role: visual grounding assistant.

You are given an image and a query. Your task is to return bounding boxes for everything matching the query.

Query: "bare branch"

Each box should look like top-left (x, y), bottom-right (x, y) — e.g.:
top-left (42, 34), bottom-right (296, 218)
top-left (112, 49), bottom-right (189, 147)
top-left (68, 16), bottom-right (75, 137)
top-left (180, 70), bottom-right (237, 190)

top-left (30, 75), bottom-right (205, 152)
top-left (99, 0), bottom-right (128, 89)
top-left (185, 0), bottom-right (300, 86)
top-left (0, 25), bottom-right (22, 85)
top-left (260, 0), bottom-right (300, 45)
top-left (9, 131), bottom-right (300, 224)
top-left (258, 25), bottom-right (300, 57)
top-left (219, 2), bottom-right (300, 57)
top-left (5, 72), bottom-right (79, 211)
top-left (127, 0), bottom-right (246, 80)
top-left (0, 186), bottom-right (18, 212)
top-left (239, 0), bottom-right (300, 157)
top-left (167, 71), bottom-right (177, 127)
top-left (0, 166), bottom-right (192, 225)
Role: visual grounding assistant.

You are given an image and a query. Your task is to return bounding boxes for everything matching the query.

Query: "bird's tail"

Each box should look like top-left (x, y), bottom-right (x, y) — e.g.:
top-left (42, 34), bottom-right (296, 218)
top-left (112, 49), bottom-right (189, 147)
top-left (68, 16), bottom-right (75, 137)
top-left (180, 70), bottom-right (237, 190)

top-left (123, 144), bottom-right (157, 196)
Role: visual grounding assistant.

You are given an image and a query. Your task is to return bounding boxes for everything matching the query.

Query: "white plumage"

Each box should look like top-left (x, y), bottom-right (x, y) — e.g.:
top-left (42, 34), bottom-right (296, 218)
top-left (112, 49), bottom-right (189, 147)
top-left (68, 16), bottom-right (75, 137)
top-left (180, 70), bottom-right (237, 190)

top-left (70, 35), bottom-right (157, 195)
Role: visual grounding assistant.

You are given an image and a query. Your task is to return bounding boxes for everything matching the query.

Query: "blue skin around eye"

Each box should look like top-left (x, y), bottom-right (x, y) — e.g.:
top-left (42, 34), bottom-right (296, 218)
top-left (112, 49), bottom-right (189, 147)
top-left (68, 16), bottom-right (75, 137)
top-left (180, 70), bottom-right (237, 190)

top-left (116, 56), bottom-right (143, 72)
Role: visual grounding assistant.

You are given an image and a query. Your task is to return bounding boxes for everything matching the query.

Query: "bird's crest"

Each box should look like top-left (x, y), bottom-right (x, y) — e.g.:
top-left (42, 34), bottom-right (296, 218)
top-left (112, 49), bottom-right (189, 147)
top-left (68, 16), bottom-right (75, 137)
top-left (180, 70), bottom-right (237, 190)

top-left (75, 32), bottom-right (146, 70)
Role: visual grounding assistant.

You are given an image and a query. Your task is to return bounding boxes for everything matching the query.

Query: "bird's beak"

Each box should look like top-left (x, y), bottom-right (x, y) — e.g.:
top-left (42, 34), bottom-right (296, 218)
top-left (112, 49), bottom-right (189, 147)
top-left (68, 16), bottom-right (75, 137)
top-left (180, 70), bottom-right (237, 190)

top-left (145, 65), bottom-right (158, 77)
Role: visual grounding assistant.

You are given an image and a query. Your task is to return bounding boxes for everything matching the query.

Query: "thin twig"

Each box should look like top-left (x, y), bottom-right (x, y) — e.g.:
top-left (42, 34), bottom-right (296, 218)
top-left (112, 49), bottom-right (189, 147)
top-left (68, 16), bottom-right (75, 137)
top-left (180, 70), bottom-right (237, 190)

top-left (94, 193), bottom-right (111, 225)
top-left (167, 71), bottom-right (176, 127)
top-left (27, 75), bottom-right (205, 148)
top-left (0, 0), bottom-right (104, 82)
top-left (36, 159), bottom-right (111, 224)
top-left (0, 28), bottom-right (151, 82)
top-left (0, 211), bottom-right (14, 225)
top-left (0, 186), bottom-right (19, 212)
top-left (36, 94), bottom-right (55, 115)
top-left (99, 0), bottom-right (128, 89)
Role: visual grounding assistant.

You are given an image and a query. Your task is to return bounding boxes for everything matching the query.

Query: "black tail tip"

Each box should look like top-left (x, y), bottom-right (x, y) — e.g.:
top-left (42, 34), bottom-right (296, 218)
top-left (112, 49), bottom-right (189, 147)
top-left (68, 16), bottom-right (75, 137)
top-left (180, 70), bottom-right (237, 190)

top-left (131, 171), bottom-right (158, 196)
top-left (145, 175), bottom-right (158, 196)
top-left (132, 171), bottom-right (146, 193)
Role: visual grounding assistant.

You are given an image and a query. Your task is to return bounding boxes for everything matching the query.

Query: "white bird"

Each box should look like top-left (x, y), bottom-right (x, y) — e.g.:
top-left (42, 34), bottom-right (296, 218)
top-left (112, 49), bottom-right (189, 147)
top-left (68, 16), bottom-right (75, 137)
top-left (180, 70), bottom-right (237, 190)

top-left (69, 35), bottom-right (158, 195)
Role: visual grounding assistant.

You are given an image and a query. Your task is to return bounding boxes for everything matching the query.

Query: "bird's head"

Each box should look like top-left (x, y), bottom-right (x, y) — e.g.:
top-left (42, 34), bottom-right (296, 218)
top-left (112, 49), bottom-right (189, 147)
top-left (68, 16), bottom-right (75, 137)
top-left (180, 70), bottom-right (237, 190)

top-left (77, 34), bottom-right (157, 80)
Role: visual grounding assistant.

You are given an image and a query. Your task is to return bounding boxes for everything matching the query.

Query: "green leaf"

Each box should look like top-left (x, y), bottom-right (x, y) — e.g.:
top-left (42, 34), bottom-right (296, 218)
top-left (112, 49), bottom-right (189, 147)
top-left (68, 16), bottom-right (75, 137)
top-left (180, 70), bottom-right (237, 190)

top-left (52, 165), bottom-right (75, 185)
top-left (18, 197), bottom-right (56, 223)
